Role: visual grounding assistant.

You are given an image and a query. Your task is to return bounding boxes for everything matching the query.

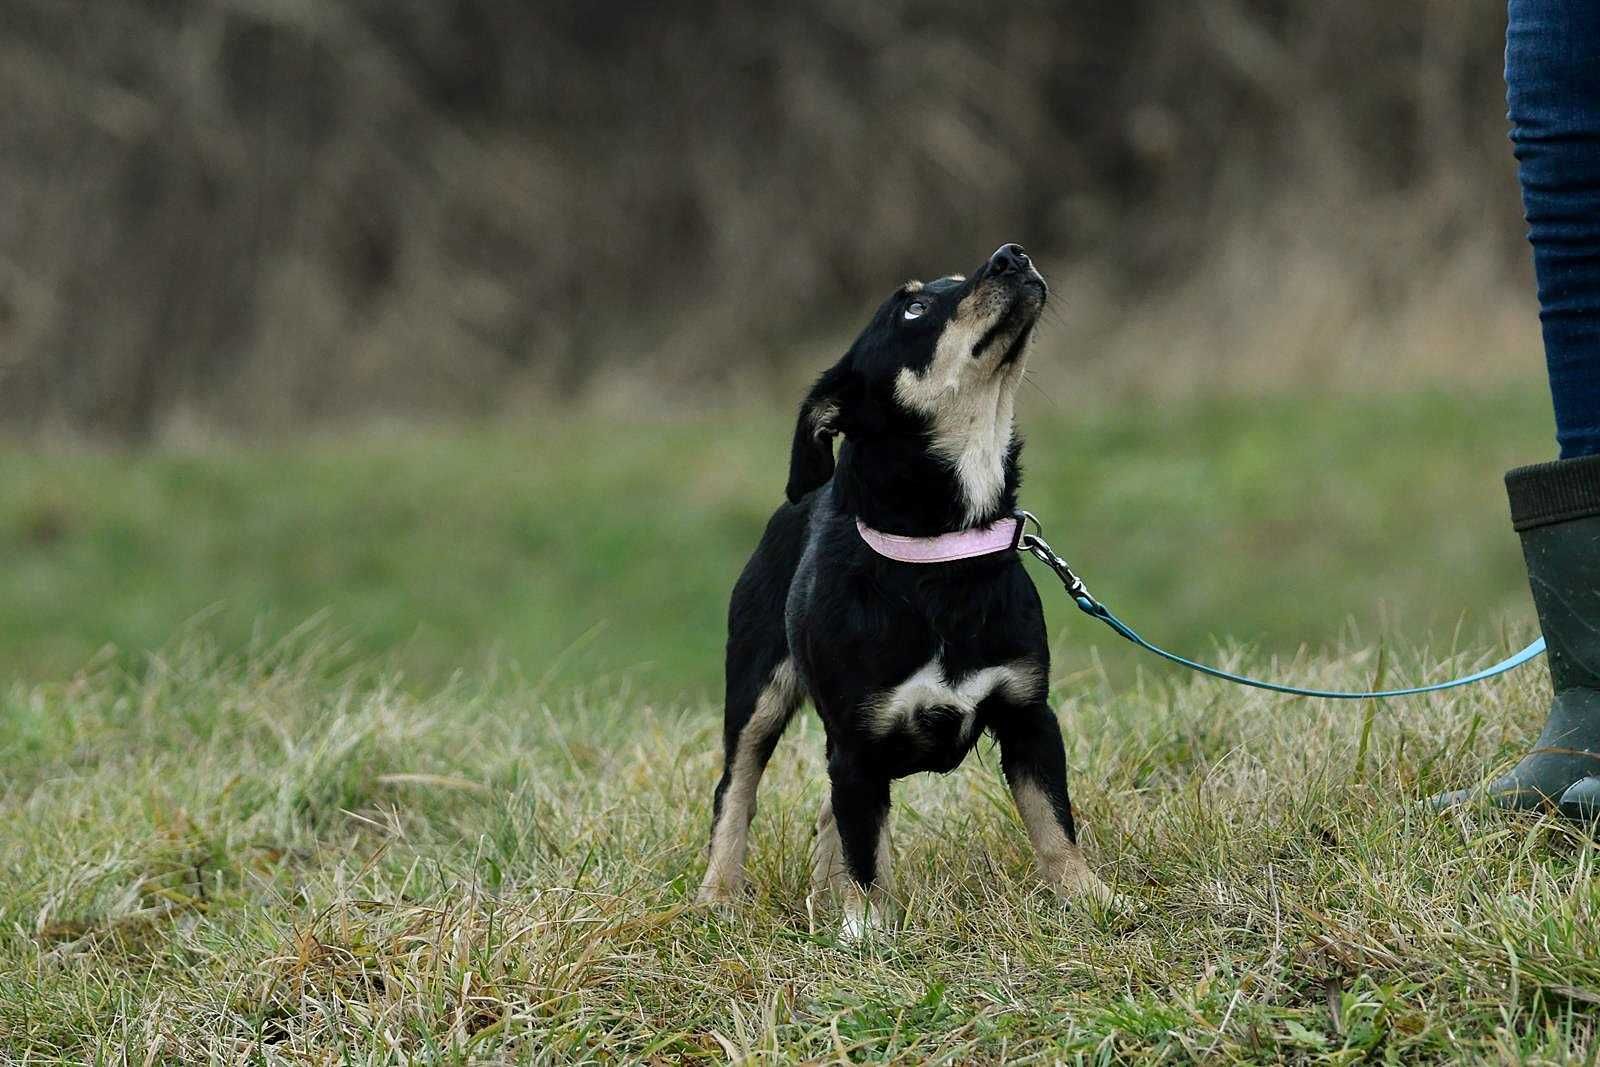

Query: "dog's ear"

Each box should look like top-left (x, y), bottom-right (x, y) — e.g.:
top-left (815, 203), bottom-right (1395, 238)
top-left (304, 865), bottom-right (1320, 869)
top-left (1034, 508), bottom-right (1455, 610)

top-left (786, 356), bottom-right (857, 502)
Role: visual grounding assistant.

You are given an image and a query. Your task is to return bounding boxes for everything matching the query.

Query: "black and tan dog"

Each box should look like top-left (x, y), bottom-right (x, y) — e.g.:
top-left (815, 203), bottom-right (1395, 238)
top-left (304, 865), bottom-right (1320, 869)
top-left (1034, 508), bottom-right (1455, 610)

top-left (698, 244), bottom-right (1109, 935)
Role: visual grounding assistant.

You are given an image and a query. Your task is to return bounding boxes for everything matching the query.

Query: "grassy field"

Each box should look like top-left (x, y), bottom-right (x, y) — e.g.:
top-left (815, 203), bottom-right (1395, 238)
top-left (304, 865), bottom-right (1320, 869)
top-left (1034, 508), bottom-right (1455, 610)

top-left (9, 385), bottom-right (1600, 1062)
top-left (0, 387), bottom-right (1557, 698)
top-left (5, 626), bottom-right (1598, 1061)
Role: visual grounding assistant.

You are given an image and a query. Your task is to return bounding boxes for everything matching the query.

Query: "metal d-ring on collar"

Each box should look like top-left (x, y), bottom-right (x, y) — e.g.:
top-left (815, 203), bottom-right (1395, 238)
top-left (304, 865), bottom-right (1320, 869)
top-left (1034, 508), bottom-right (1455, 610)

top-left (1014, 509), bottom-right (1547, 700)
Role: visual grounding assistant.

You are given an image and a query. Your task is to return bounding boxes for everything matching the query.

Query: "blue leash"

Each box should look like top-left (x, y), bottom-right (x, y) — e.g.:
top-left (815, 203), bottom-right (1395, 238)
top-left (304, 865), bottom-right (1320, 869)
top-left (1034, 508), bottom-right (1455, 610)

top-left (1016, 511), bottom-right (1546, 699)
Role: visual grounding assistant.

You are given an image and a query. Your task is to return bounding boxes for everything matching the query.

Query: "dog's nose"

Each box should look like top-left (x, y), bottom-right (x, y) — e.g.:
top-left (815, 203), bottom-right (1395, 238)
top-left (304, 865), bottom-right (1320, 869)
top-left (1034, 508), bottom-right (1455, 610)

top-left (988, 243), bottom-right (1031, 275)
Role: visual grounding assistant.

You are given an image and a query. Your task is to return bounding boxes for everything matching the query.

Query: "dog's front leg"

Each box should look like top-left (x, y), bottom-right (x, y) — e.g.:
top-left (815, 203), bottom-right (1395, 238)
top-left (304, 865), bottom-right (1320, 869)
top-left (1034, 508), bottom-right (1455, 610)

top-left (826, 751), bottom-right (894, 939)
top-left (994, 703), bottom-right (1111, 903)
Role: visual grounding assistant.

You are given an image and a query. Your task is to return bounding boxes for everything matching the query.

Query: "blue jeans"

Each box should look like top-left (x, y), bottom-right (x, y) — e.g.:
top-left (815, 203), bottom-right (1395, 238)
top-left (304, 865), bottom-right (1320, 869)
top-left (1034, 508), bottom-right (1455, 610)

top-left (1509, 0), bottom-right (1600, 459)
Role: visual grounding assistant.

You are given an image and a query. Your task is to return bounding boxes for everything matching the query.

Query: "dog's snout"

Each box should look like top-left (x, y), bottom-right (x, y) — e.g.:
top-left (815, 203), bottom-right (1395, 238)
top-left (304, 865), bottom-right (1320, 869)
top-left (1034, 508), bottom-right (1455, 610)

top-left (988, 243), bottom-right (1030, 275)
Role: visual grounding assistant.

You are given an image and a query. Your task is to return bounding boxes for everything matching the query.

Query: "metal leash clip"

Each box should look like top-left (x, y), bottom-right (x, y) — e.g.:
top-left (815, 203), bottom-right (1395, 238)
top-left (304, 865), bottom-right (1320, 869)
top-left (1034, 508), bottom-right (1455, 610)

top-left (1015, 511), bottom-right (1097, 612)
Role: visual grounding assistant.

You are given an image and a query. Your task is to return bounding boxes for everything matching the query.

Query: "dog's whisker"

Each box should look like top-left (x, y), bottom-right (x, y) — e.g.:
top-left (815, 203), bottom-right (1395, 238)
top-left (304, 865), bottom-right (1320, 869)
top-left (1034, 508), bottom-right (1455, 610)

top-left (1022, 371), bottom-right (1059, 408)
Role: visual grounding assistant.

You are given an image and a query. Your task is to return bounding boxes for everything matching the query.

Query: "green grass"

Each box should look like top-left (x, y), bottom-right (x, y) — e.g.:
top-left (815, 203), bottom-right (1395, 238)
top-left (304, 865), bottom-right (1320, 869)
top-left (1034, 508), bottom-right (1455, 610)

top-left (0, 386), bottom-right (1557, 698)
top-left (7, 385), bottom-right (1597, 1061)
top-left (4, 628), bottom-right (1598, 1061)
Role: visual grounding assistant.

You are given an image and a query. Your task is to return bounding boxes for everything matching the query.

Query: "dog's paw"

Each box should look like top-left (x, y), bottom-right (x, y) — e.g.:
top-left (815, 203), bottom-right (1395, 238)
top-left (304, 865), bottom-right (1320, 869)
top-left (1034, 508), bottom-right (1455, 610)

top-left (835, 883), bottom-right (901, 943)
top-left (1052, 874), bottom-right (1136, 927)
top-left (839, 898), bottom-right (892, 942)
top-left (694, 895), bottom-right (738, 918)
top-left (1049, 865), bottom-right (1109, 899)
top-left (694, 876), bottom-right (743, 911)
top-left (1054, 871), bottom-right (1125, 908)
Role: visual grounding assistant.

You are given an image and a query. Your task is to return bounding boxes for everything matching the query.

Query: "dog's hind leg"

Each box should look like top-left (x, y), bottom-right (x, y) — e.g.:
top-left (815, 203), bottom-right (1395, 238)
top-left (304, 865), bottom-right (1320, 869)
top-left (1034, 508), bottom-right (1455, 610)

top-left (809, 793), bottom-right (848, 902)
top-left (697, 657), bottom-right (804, 905)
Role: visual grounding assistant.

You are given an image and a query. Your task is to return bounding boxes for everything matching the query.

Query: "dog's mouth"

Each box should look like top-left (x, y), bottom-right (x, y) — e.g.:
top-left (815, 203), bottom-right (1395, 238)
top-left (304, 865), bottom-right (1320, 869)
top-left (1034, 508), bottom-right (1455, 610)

top-left (964, 270), bottom-right (1046, 365)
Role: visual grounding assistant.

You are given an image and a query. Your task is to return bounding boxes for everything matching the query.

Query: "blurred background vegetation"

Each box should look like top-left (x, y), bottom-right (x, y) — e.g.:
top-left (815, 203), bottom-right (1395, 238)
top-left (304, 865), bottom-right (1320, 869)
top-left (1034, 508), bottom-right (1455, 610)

top-left (0, 0), bottom-right (1557, 697)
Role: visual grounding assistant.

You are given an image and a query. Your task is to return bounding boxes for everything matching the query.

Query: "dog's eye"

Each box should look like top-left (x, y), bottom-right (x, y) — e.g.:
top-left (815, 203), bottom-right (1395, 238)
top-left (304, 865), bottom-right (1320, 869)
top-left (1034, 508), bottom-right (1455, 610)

top-left (902, 301), bottom-right (928, 321)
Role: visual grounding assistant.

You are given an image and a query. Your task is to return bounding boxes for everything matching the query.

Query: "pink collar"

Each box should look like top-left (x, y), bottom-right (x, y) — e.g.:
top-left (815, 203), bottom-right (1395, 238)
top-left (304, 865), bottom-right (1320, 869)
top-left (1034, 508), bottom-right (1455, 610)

top-left (855, 514), bottom-right (1024, 563)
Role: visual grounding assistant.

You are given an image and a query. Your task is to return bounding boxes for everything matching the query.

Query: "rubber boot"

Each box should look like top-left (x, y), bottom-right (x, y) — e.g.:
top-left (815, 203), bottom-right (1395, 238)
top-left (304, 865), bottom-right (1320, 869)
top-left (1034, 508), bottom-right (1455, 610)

top-left (1433, 455), bottom-right (1600, 817)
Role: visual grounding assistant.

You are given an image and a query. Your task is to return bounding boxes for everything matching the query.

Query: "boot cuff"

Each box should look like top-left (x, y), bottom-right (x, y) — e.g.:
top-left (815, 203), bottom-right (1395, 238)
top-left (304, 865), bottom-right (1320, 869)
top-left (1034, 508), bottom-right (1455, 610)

top-left (1507, 454), bottom-right (1600, 531)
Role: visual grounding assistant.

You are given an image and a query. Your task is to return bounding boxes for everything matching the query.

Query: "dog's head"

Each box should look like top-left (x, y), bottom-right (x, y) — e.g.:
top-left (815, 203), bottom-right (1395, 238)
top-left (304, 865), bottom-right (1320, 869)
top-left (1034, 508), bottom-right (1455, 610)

top-left (787, 243), bottom-right (1047, 526)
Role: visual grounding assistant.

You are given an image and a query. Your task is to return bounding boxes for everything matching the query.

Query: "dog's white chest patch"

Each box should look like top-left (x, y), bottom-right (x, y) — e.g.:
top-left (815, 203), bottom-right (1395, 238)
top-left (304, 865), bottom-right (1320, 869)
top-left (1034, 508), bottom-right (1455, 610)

top-left (866, 658), bottom-right (1043, 739)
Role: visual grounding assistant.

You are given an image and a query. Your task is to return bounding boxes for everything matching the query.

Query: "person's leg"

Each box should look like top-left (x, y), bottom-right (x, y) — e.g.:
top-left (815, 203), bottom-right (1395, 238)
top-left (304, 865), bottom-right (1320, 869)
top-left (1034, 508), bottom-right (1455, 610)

top-left (1510, 0), bottom-right (1600, 459)
top-left (1434, 2), bottom-right (1600, 816)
